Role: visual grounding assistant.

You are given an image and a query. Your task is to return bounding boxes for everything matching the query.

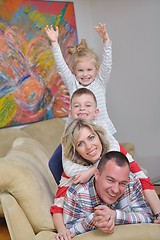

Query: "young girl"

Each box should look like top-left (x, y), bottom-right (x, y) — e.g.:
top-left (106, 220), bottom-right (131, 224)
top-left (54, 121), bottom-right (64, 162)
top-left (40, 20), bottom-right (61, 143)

top-left (45, 23), bottom-right (116, 135)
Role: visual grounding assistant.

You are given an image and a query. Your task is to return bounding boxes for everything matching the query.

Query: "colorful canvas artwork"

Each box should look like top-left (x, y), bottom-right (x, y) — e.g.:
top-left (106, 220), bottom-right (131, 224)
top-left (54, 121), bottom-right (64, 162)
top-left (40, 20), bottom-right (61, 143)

top-left (0, 0), bottom-right (78, 128)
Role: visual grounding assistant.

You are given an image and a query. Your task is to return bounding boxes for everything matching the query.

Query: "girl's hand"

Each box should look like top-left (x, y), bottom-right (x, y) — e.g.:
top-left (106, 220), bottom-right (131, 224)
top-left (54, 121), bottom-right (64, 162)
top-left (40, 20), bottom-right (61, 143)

top-left (45, 25), bottom-right (59, 43)
top-left (94, 23), bottom-right (110, 45)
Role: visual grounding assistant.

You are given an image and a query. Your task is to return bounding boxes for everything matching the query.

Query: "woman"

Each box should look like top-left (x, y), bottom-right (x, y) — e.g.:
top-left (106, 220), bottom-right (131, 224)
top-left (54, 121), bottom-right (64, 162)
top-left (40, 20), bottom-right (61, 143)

top-left (52, 119), bottom-right (110, 240)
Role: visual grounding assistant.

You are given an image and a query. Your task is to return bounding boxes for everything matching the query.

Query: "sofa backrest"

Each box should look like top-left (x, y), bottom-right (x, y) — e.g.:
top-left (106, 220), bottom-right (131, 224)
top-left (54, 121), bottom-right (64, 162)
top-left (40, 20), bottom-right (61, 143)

top-left (0, 137), bottom-right (57, 233)
top-left (23, 118), bottom-right (65, 157)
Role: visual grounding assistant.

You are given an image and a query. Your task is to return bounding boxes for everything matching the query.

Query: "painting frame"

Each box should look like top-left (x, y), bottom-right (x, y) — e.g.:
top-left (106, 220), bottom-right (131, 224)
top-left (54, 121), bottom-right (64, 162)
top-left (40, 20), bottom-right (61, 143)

top-left (0, 0), bottom-right (78, 128)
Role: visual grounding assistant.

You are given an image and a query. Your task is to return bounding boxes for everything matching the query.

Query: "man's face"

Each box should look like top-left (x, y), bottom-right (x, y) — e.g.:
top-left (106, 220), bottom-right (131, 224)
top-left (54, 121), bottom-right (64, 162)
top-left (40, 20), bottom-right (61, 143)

top-left (70, 94), bottom-right (99, 120)
top-left (94, 159), bottom-right (129, 205)
top-left (75, 126), bottom-right (102, 164)
top-left (74, 58), bottom-right (98, 86)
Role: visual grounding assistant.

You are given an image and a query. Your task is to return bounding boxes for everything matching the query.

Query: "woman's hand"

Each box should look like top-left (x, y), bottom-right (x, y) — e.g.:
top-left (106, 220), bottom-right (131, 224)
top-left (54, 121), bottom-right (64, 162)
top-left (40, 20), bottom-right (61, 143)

top-left (45, 25), bottom-right (59, 44)
top-left (94, 23), bottom-right (110, 45)
top-left (72, 166), bottom-right (97, 184)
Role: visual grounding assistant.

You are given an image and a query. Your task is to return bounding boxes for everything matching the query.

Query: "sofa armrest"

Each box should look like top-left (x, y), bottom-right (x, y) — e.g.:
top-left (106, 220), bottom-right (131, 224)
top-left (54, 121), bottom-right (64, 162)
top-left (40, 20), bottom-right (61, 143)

top-left (0, 137), bottom-right (56, 233)
top-left (0, 192), bottom-right (35, 240)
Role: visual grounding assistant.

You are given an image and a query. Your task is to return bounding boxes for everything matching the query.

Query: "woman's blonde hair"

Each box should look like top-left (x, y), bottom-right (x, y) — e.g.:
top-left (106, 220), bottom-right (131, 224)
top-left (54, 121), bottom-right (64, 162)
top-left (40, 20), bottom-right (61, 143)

top-left (67, 39), bottom-right (99, 70)
top-left (62, 119), bottom-right (110, 165)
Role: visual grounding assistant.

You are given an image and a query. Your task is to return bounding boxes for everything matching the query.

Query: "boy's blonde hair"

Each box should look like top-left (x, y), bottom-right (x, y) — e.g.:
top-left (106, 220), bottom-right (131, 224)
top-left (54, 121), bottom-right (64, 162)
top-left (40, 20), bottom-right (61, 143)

top-left (62, 119), bottom-right (110, 165)
top-left (67, 39), bottom-right (99, 70)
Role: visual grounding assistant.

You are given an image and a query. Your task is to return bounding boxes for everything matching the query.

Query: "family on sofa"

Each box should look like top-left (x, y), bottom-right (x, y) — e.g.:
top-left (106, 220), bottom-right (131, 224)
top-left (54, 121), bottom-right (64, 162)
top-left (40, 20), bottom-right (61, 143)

top-left (0, 21), bottom-right (159, 240)
top-left (48, 89), bottom-right (160, 240)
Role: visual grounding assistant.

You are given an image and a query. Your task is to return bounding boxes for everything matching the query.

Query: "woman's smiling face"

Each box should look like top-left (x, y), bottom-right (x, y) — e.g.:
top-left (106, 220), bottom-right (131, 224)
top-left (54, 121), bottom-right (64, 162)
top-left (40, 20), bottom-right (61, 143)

top-left (75, 126), bottom-right (102, 163)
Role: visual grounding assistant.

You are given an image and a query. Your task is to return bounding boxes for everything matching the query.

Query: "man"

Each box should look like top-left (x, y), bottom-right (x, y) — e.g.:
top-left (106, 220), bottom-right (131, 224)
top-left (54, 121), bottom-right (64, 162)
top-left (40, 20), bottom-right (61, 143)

top-left (63, 151), bottom-right (153, 237)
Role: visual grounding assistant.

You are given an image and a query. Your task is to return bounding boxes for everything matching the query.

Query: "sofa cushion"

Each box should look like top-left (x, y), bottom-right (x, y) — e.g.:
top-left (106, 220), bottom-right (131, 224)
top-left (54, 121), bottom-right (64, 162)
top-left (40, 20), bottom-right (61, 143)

top-left (33, 224), bottom-right (160, 240)
top-left (0, 127), bottom-right (30, 158)
top-left (0, 137), bottom-right (57, 233)
top-left (74, 224), bottom-right (160, 240)
top-left (23, 118), bottom-right (66, 157)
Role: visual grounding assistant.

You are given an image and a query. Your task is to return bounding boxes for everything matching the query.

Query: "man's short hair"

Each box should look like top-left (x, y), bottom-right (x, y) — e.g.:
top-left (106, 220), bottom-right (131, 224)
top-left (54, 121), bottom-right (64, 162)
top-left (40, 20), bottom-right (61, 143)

top-left (97, 151), bottom-right (130, 173)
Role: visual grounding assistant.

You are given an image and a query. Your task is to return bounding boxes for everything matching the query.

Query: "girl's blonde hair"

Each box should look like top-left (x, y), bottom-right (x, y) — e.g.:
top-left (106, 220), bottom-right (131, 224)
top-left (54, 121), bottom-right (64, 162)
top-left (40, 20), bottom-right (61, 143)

top-left (67, 39), bottom-right (99, 70)
top-left (62, 119), bottom-right (110, 165)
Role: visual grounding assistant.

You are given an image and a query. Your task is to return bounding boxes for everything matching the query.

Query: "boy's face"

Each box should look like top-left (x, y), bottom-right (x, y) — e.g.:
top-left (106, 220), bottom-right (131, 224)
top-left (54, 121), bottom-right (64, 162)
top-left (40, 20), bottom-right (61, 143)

top-left (70, 94), bottom-right (99, 120)
top-left (74, 58), bottom-right (98, 86)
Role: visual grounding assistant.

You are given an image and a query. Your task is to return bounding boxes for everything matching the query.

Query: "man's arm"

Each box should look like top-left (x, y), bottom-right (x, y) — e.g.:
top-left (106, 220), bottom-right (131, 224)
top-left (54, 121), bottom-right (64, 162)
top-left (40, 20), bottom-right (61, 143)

top-left (115, 173), bottom-right (154, 224)
top-left (63, 184), bottom-right (96, 236)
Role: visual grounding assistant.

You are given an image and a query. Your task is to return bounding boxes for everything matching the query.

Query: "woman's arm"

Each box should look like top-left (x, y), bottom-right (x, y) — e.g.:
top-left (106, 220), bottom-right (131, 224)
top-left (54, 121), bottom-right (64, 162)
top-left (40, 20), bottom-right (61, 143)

top-left (63, 184), bottom-right (95, 236)
top-left (63, 156), bottom-right (94, 177)
top-left (72, 165), bottom-right (97, 184)
top-left (62, 142), bottom-right (92, 177)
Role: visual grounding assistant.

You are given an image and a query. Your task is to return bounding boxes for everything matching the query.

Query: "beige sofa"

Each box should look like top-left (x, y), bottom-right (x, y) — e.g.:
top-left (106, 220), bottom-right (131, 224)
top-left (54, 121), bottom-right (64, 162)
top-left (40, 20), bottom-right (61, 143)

top-left (0, 118), bottom-right (159, 240)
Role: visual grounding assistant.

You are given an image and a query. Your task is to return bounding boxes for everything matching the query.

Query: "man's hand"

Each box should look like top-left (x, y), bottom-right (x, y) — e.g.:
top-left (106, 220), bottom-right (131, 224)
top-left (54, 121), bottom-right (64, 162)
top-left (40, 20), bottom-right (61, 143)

top-left (93, 205), bottom-right (116, 233)
top-left (94, 23), bottom-right (110, 45)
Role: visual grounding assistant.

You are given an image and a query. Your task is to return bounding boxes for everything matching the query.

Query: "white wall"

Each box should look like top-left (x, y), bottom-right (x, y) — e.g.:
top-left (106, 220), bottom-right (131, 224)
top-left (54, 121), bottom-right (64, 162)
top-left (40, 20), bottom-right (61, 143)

top-left (57, 0), bottom-right (160, 179)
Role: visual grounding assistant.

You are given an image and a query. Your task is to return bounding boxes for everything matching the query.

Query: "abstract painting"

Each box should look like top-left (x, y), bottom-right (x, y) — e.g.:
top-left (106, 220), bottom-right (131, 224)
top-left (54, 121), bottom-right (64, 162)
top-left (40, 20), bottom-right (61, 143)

top-left (0, 0), bottom-right (78, 128)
